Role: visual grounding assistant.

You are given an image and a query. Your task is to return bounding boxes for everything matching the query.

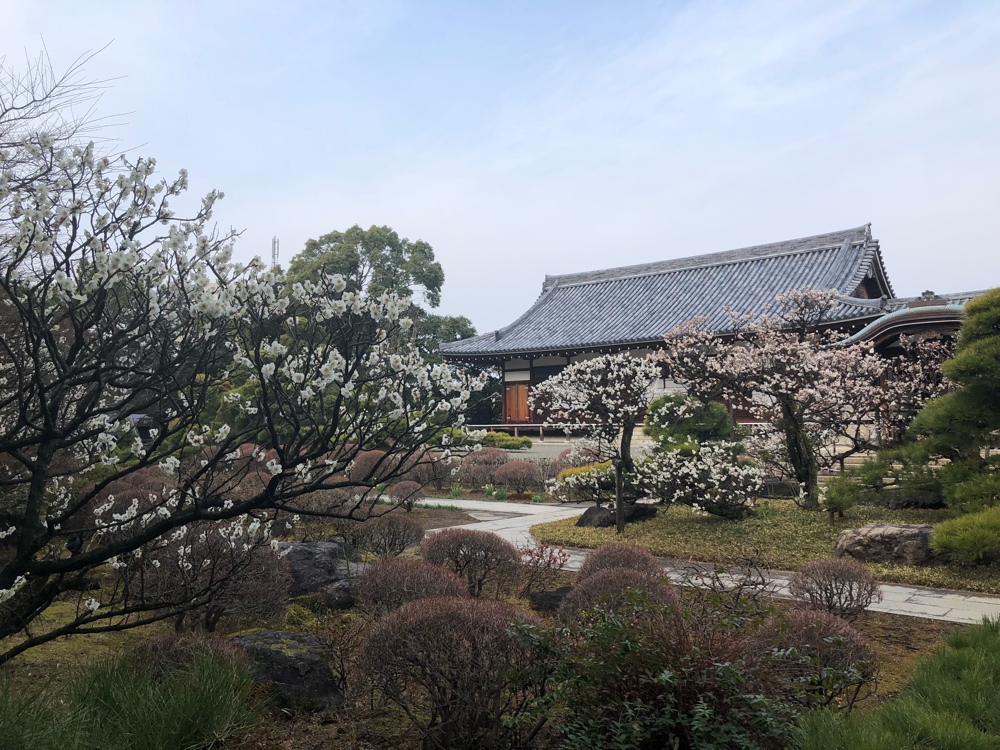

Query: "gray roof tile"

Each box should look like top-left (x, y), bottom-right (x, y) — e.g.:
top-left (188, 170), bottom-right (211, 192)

top-left (442, 224), bottom-right (896, 357)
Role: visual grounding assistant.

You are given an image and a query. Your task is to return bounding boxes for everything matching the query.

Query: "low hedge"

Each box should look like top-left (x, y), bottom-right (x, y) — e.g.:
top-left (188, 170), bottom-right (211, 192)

top-left (932, 506), bottom-right (1000, 565)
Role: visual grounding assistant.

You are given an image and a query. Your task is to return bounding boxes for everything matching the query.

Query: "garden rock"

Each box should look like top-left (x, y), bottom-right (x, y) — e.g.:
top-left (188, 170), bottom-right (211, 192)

top-left (233, 630), bottom-right (341, 712)
top-left (834, 524), bottom-right (941, 566)
top-left (528, 586), bottom-right (572, 612)
top-left (576, 504), bottom-right (658, 528)
top-left (275, 541), bottom-right (368, 597)
top-left (324, 579), bottom-right (354, 610)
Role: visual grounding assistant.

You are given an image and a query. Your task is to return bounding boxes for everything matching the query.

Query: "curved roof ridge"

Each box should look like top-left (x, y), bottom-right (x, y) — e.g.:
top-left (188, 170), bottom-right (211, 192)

top-left (543, 224), bottom-right (871, 290)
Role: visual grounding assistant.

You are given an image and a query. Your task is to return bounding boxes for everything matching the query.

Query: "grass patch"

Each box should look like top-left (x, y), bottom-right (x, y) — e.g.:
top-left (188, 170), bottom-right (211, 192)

top-left (0, 644), bottom-right (259, 750)
top-left (530, 500), bottom-right (1000, 594)
top-left (796, 617), bottom-right (1000, 749)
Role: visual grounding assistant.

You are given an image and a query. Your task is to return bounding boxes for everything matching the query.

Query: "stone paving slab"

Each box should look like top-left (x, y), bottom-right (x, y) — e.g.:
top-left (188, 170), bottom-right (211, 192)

top-left (423, 498), bottom-right (1000, 625)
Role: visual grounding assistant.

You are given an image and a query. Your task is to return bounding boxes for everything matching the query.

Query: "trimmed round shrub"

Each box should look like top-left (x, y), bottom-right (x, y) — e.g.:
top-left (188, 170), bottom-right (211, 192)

top-left (931, 506), bottom-right (1000, 564)
top-left (350, 450), bottom-right (393, 484)
top-left (577, 543), bottom-right (663, 583)
top-left (422, 528), bottom-right (521, 598)
top-left (493, 460), bottom-right (540, 493)
top-left (752, 608), bottom-right (880, 709)
top-left (461, 447), bottom-right (508, 487)
top-left (353, 558), bottom-right (468, 616)
top-left (358, 598), bottom-right (547, 750)
top-left (354, 513), bottom-right (424, 558)
top-left (558, 568), bottom-right (677, 624)
top-left (789, 558), bottom-right (882, 621)
top-left (386, 480), bottom-right (424, 511)
top-left (410, 452), bottom-right (452, 491)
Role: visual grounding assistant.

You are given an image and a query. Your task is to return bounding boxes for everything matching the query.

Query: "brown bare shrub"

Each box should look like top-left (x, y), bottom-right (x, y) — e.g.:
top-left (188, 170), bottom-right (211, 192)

top-left (350, 450), bottom-right (394, 484)
top-left (461, 447), bottom-right (508, 488)
top-left (751, 608), bottom-right (880, 710)
top-left (558, 568), bottom-right (677, 624)
top-left (493, 460), bottom-right (540, 493)
top-left (410, 452), bottom-right (453, 491)
top-left (576, 542), bottom-right (663, 583)
top-left (358, 598), bottom-right (550, 750)
top-left (354, 513), bottom-right (424, 558)
top-left (422, 528), bottom-right (521, 598)
top-left (788, 558), bottom-right (883, 621)
top-left (353, 558), bottom-right (468, 616)
top-left (386, 480), bottom-right (424, 511)
top-left (310, 611), bottom-right (369, 693)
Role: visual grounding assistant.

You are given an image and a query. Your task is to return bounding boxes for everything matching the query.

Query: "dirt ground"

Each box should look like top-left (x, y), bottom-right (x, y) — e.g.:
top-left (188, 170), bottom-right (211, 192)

top-left (404, 506), bottom-right (477, 531)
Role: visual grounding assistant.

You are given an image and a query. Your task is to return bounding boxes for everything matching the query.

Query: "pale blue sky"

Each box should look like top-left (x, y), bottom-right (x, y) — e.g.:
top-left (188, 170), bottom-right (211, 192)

top-left (6, 1), bottom-right (999, 332)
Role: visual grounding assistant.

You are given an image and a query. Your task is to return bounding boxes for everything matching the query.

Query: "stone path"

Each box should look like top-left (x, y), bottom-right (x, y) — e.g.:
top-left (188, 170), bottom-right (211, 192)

top-left (419, 497), bottom-right (1000, 625)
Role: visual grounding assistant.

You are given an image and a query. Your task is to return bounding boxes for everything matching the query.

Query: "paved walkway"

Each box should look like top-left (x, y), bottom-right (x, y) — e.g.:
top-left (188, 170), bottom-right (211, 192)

top-left (419, 498), bottom-right (1000, 625)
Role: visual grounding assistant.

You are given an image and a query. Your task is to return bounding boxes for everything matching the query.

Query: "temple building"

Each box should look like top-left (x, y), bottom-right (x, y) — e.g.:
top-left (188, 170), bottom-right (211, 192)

top-left (439, 224), bottom-right (983, 427)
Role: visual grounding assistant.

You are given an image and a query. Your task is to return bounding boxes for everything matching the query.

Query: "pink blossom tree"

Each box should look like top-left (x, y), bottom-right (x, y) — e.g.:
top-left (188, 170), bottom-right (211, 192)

top-left (530, 353), bottom-right (659, 533)
top-left (658, 289), bottom-right (953, 510)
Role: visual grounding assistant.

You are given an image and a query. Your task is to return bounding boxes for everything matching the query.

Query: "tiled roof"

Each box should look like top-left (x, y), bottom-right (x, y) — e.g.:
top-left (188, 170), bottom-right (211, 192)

top-left (442, 224), bottom-right (894, 358)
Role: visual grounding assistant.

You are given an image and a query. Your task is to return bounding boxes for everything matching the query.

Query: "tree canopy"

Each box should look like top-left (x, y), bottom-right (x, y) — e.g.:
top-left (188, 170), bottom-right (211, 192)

top-left (288, 224), bottom-right (445, 308)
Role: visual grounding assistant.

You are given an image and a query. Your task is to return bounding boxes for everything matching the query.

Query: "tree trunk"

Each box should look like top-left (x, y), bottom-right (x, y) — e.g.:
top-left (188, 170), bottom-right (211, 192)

top-left (614, 421), bottom-right (636, 535)
top-left (614, 463), bottom-right (625, 535)
top-left (781, 402), bottom-right (819, 510)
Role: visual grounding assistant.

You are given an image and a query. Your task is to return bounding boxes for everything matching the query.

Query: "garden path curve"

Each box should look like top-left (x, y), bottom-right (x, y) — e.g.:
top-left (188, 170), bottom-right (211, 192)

top-left (419, 498), bottom-right (1000, 625)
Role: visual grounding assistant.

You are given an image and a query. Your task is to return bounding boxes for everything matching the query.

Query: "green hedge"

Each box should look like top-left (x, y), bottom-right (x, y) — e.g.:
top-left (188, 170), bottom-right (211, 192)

top-left (480, 431), bottom-right (532, 450)
top-left (932, 506), bottom-right (1000, 564)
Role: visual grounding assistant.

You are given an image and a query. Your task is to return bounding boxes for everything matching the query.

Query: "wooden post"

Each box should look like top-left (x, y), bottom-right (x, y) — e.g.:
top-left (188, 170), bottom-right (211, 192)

top-left (539, 425), bottom-right (544, 442)
top-left (514, 426), bottom-right (519, 438)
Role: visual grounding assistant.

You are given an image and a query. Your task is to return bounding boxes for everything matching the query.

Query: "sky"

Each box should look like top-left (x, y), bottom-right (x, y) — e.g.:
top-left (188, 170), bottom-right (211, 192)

top-left (5, 0), bottom-right (999, 333)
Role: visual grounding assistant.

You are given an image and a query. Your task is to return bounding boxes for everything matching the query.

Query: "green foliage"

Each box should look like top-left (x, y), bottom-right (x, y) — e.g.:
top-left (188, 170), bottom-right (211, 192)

top-left (449, 483), bottom-right (462, 499)
top-left (287, 223), bottom-right (444, 307)
top-left (822, 475), bottom-right (860, 517)
top-left (432, 428), bottom-right (530, 450)
top-left (532, 493), bottom-right (547, 504)
top-left (0, 645), bottom-right (258, 750)
top-left (932, 506), bottom-right (1000, 565)
top-left (493, 488), bottom-right (508, 502)
top-left (891, 288), bottom-right (1000, 512)
top-left (481, 431), bottom-right (533, 450)
top-left (796, 617), bottom-right (1000, 750)
top-left (529, 591), bottom-right (798, 750)
top-left (411, 313), bottom-right (476, 363)
top-left (643, 393), bottom-right (732, 446)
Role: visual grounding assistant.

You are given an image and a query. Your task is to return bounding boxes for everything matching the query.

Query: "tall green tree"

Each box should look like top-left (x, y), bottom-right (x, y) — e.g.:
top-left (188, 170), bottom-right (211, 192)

top-left (288, 224), bottom-right (444, 307)
top-left (900, 287), bottom-right (1000, 511)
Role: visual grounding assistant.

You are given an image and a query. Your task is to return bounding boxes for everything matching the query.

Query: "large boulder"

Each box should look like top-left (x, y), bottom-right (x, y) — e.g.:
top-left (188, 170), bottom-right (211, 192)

top-left (233, 630), bottom-right (341, 713)
top-left (576, 504), bottom-right (658, 528)
top-left (834, 523), bottom-right (941, 566)
top-left (275, 541), bottom-right (368, 597)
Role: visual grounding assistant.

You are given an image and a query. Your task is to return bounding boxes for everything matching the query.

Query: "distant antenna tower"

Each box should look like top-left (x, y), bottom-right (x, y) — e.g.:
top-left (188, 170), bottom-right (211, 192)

top-left (271, 236), bottom-right (280, 268)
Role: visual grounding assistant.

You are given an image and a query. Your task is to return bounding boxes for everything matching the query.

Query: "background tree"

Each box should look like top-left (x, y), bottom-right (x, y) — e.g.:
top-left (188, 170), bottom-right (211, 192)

top-left (858, 288), bottom-right (999, 512)
top-left (643, 393), bottom-right (731, 447)
top-left (659, 289), bottom-right (951, 509)
top-left (287, 224), bottom-right (444, 307)
top-left (0, 124), bottom-right (482, 663)
top-left (531, 354), bottom-right (659, 534)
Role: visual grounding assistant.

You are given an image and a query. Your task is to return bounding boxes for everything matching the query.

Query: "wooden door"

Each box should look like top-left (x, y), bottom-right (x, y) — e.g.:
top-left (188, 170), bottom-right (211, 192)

top-left (504, 384), bottom-right (531, 423)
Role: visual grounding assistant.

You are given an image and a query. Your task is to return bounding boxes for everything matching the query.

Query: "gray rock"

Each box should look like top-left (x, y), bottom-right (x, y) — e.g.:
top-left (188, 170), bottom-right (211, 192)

top-left (528, 586), bottom-right (572, 612)
top-left (324, 579), bottom-right (354, 610)
top-left (576, 504), bottom-right (657, 528)
top-left (275, 541), bottom-right (368, 597)
top-left (233, 630), bottom-right (341, 713)
top-left (834, 524), bottom-right (942, 566)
